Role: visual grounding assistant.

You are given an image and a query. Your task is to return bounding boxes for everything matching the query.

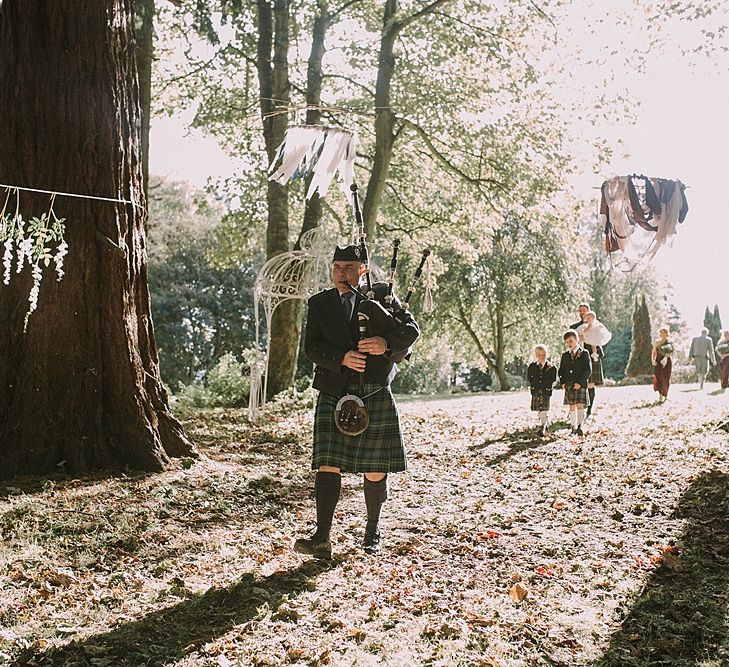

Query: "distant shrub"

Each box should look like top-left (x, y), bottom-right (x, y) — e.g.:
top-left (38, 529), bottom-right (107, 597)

top-left (177, 352), bottom-right (252, 408)
top-left (268, 376), bottom-right (317, 414)
top-left (504, 372), bottom-right (526, 390)
top-left (391, 355), bottom-right (451, 395)
top-left (464, 367), bottom-right (493, 392)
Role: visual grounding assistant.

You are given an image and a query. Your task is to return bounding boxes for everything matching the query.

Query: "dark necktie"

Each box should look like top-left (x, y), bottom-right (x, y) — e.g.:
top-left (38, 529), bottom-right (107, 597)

top-left (342, 292), bottom-right (354, 321)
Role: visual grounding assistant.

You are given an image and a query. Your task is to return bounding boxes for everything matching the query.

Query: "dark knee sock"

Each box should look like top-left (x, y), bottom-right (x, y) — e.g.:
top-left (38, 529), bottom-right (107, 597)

top-left (313, 471), bottom-right (341, 542)
top-left (364, 475), bottom-right (388, 535)
top-left (587, 388), bottom-right (595, 414)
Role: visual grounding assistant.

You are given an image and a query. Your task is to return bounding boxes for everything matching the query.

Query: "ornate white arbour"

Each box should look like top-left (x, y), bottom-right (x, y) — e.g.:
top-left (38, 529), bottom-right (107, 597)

top-left (249, 227), bottom-right (330, 418)
top-left (249, 226), bottom-right (386, 419)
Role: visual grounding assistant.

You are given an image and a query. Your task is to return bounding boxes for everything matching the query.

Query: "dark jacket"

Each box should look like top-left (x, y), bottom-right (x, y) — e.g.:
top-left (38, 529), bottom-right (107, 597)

top-left (558, 348), bottom-right (592, 388)
top-left (527, 361), bottom-right (557, 396)
top-left (304, 286), bottom-right (420, 397)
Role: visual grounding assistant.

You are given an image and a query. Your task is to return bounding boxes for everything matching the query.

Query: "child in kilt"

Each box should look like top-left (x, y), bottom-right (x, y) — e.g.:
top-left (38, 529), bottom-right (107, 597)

top-left (527, 344), bottom-right (557, 436)
top-left (558, 330), bottom-right (592, 436)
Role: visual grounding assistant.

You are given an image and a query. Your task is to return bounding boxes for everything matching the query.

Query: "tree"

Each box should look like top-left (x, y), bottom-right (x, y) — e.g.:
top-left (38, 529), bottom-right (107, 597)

top-left (0, 0), bottom-right (194, 477)
top-left (157, 0), bottom-right (578, 390)
top-left (436, 213), bottom-right (570, 390)
top-left (626, 296), bottom-right (653, 378)
top-left (147, 179), bottom-right (257, 390)
top-left (135, 0), bottom-right (155, 201)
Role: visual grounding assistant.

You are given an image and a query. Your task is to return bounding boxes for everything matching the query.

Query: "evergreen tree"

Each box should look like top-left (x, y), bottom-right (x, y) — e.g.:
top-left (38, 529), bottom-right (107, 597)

top-left (626, 296), bottom-right (653, 378)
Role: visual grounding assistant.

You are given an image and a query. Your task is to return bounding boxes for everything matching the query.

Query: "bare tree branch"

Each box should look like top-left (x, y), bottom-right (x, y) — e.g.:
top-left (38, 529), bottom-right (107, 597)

top-left (322, 73), bottom-right (375, 98)
top-left (396, 0), bottom-right (453, 33)
top-left (400, 117), bottom-right (507, 193)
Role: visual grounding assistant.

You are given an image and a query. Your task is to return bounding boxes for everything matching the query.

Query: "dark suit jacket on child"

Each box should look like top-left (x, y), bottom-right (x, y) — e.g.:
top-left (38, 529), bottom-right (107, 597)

top-left (558, 348), bottom-right (592, 388)
top-left (527, 361), bottom-right (557, 395)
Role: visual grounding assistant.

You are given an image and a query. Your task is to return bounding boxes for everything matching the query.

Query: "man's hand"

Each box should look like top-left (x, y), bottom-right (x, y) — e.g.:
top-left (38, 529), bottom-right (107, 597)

top-left (342, 350), bottom-right (366, 372)
top-left (358, 336), bottom-right (388, 356)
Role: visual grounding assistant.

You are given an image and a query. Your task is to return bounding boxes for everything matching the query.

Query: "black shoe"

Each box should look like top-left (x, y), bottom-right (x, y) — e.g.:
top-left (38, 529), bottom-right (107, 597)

top-left (294, 535), bottom-right (332, 560)
top-left (576, 427), bottom-right (584, 436)
top-left (362, 531), bottom-right (381, 554)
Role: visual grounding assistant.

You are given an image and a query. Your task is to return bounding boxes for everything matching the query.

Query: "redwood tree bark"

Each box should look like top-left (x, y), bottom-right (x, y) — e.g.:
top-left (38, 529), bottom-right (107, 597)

top-left (135, 0), bottom-right (155, 202)
top-left (0, 0), bottom-right (195, 478)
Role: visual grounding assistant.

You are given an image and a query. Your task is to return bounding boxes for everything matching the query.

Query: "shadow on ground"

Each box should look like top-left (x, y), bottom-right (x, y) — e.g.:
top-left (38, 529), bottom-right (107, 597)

top-left (594, 470), bottom-right (729, 667)
top-left (16, 561), bottom-right (332, 667)
top-left (469, 425), bottom-right (566, 466)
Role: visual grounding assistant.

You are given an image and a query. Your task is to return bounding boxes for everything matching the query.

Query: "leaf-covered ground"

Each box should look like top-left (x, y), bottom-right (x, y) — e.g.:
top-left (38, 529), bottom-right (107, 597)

top-left (1, 384), bottom-right (728, 667)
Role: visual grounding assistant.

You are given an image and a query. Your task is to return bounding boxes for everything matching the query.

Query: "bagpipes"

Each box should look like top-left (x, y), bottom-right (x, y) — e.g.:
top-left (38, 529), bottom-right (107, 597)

top-left (334, 183), bottom-right (430, 437)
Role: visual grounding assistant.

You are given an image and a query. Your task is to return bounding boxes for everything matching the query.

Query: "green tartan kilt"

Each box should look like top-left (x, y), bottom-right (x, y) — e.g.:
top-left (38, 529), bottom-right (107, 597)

top-left (530, 392), bottom-right (551, 412)
top-left (564, 384), bottom-right (590, 406)
top-left (589, 357), bottom-right (604, 385)
top-left (312, 382), bottom-right (406, 473)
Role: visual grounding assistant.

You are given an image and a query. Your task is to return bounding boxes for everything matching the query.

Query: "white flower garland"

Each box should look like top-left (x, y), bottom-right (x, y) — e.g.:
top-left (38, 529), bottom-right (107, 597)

top-left (0, 190), bottom-right (68, 330)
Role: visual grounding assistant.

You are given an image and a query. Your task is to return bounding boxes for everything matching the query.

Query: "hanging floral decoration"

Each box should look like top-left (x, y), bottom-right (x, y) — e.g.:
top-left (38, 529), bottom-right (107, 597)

top-left (0, 188), bottom-right (68, 330)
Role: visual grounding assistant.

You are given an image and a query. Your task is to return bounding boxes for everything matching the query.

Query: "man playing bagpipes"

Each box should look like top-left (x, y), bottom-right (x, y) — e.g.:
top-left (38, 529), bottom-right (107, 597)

top-left (294, 243), bottom-right (420, 559)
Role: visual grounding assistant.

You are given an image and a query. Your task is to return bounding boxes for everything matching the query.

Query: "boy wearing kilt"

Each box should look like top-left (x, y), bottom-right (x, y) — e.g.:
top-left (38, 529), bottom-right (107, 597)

top-left (294, 245), bottom-right (420, 560)
top-left (558, 330), bottom-right (592, 436)
top-left (527, 345), bottom-right (557, 437)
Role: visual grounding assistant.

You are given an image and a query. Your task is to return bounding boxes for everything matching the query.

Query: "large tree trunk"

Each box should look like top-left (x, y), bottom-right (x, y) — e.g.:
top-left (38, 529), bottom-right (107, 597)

top-left (362, 0), bottom-right (398, 238)
top-left (257, 0), bottom-right (297, 397)
top-left (295, 0), bottom-right (329, 250)
top-left (494, 308), bottom-right (510, 391)
top-left (135, 0), bottom-right (155, 202)
top-left (361, 0), bottom-right (451, 237)
top-left (0, 0), bottom-right (195, 478)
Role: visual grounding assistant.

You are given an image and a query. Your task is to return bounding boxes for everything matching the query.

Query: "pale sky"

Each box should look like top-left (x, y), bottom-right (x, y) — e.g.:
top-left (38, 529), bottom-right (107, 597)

top-left (150, 3), bottom-right (729, 333)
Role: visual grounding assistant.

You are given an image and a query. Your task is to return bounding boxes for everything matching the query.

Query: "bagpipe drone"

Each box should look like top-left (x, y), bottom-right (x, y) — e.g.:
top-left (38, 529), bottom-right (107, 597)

top-left (334, 183), bottom-right (430, 437)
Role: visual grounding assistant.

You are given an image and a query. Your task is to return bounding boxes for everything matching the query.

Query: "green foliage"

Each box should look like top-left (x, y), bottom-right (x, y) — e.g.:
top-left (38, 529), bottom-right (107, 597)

top-left (464, 367), bottom-right (493, 392)
top-left (391, 356), bottom-right (452, 396)
top-left (147, 178), bottom-right (257, 390)
top-left (626, 296), bottom-right (654, 377)
top-left (431, 212), bottom-right (573, 386)
top-left (602, 324), bottom-right (631, 381)
top-left (177, 352), bottom-right (251, 409)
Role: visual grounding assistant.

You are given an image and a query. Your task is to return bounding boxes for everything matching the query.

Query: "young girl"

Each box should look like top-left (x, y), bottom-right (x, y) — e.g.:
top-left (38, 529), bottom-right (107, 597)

top-left (527, 345), bottom-right (558, 436)
top-left (652, 326), bottom-right (673, 403)
top-left (558, 330), bottom-right (592, 435)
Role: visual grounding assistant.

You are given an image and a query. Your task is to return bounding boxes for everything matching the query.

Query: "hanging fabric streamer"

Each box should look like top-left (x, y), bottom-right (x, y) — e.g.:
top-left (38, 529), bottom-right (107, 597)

top-left (600, 174), bottom-right (689, 267)
top-left (268, 125), bottom-right (357, 201)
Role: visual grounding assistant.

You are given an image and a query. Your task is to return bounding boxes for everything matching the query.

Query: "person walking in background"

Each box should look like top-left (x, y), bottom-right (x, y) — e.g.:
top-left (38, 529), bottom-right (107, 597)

top-left (527, 344), bottom-right (557, 437)
top-left (558, 330), bottom-right (592, 436)
top-left (689, 327), bottom-right (717, 390)
top-left (652, 326), bottom-right (674, 403)
top-left (576, 310), bottom-right (611, 418)
top-left (717, 330), bottom-right (729, 392)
